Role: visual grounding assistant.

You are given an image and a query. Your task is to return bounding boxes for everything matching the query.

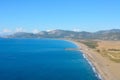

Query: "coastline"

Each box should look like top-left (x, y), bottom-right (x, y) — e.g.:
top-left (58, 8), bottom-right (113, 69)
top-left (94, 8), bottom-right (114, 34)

top-left (82, 53), bottom-right (102, 80)
top-left (64, 39), bottom-right (117, 80)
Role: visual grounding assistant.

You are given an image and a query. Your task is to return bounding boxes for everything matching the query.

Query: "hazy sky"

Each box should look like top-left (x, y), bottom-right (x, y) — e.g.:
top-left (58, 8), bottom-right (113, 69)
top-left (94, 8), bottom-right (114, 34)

top-left (0, 0), bottom-right (120, 33)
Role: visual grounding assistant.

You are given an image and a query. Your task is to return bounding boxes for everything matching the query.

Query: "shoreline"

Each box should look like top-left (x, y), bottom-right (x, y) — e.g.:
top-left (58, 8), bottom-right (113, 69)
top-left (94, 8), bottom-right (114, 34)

top-left (82, 53), bottom-right (102, 80)
top-left (65, 39), bottom-right (103, 80)
top-left (79, 48), bottom-right (103, 80)
top-left (63, 39), bottom-right (116, 80)
top-left (72, 41), bottom-right (106, 80)
top-left (60, 39), bottom-right (103, 79)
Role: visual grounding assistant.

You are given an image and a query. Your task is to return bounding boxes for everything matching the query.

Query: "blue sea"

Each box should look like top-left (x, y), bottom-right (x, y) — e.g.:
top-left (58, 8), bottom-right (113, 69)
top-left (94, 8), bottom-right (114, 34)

top-left (0, 38), bottom-right (100, 80)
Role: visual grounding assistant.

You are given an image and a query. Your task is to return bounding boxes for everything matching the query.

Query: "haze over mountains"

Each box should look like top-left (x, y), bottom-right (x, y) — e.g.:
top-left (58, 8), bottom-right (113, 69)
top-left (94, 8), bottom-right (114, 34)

top-left (2, 29), bottom-right (120, 40)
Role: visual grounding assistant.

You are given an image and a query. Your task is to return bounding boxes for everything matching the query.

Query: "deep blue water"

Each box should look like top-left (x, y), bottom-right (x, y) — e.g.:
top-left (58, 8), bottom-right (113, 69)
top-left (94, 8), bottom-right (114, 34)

top-left (0, 38), bottom-right (99, 80)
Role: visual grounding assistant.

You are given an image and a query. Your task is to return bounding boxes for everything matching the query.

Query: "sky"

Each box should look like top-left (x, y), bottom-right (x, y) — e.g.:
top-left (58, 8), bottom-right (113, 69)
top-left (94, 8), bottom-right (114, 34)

top-left (0, 0), bottom-right (120, 34)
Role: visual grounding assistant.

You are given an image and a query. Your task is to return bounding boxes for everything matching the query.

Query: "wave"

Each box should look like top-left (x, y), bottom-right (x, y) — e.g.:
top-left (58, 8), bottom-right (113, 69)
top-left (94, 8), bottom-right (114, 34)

top-left (82, 53), bottom-right (103, 80)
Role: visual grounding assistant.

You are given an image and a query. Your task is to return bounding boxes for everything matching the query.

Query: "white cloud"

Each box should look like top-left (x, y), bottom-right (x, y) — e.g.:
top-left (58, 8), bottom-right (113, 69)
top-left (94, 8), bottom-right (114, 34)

top-left (15, 27), bottom-right (24, 32)
top-left (2, 28), bottom-right (12, 33)
top-left (32, 29), bottom-right (39, 33)
top-left (46, 29), bottom-right (54, 32)
top-left (0, 28), bottom-right (12, 35)
top-left (73, 28), bottom-right (80, 32)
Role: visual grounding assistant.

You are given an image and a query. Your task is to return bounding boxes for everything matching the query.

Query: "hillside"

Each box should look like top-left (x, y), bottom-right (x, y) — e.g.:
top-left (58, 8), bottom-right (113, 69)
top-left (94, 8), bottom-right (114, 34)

top-left (5, 29), bottom-right (120, 40)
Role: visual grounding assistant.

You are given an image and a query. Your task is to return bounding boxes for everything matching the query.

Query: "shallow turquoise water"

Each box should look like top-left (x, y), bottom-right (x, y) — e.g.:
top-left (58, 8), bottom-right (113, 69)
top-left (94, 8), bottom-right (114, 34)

top-left (0, 39), bottom-right (100, 80)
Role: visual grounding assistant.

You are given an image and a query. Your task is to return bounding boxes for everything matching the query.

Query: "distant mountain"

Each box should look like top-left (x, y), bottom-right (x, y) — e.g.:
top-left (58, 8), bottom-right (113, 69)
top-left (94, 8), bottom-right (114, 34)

top-left (5, 29), bottom-right (120, 40)
top-left (7, 32), bottom-right (38, 38)
top-left (93, 29), bottom-right (120, 40)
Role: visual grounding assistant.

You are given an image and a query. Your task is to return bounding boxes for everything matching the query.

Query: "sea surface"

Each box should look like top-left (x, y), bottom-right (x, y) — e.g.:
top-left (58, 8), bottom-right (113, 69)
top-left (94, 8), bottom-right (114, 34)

top-left (0, 38), bottom-right (100, 80)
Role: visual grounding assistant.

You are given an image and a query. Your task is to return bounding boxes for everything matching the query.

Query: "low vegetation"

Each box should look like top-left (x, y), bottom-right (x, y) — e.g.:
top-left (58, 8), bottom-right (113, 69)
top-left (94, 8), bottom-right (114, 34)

top-left (108, 49), bottom-right (120, 51)
top-left (73, 40), bottom-right (120, 62)
top-left (108, 53), bottom-right (120, 62)
top-left (80, 40), bottom-right (98, 49)
top-left (95, 41), bottom-right (120, 62)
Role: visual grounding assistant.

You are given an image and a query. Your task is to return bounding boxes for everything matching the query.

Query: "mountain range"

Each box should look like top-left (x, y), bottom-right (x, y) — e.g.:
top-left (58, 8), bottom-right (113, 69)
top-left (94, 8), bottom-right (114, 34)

top-left (2, 29), bottom-right (120, 40)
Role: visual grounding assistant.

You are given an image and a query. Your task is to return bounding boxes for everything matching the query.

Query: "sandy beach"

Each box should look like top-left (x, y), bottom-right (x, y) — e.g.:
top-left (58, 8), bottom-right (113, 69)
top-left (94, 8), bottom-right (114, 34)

top-left (70, 40), bottom-right (120, 80)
